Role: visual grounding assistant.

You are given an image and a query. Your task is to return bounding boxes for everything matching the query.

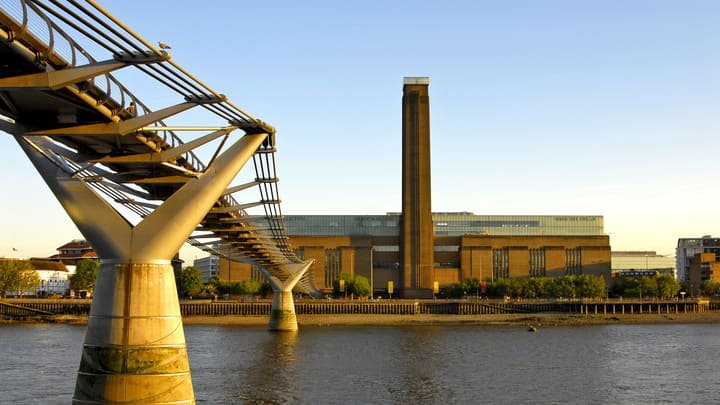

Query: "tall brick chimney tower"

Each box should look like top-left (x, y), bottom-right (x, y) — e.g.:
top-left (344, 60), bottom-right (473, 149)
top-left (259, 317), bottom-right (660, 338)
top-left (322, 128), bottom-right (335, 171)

top-left (401, 77), bottom-right (434, 298)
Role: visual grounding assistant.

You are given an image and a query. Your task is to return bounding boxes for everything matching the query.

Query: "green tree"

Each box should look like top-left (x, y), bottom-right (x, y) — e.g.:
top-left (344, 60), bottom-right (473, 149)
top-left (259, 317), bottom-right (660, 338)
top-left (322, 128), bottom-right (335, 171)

top-left (238, 279), bottom-right (264, 295)
top-left (178, 266), bottom-right (203, 297)
top-left (639, 276), bottom-right (658, 298)
top-left (69, 259), bottom-right (99, 295)
top-left (17, 269), bottom-right (40, 297)
top-left (656, 275), bottom-right (681, 298)
top-left (575, 274), bottom-right (606, 298)
top-left (522, 278), bottom-right (541, 299)
top-left (440, 282), bottom-right (465, 298)
top-left (700, 280), bottom-right (720, 296)
top-left (333, 272), bottom-right (354, 297)
top-left (351, 275), bottom-right (371, 297)
top-left (332, 273), bottom-right (371, 298)
top-left (553, 276), bottom-right (577, 298)
top-left (536, 277), bottom-right (556, 298)
top-left (258, 280), bottom-right (272, 297)
top-left (494, 278), bottom-right (511, 298)
top-left (611, 277), bottom-right (639, 297)
top-left (0, 259), bottom-right (34, 297)
top-left (0, 260), bottom-right (21, 298)
top-left (463, 278), bottom-right (481, 297)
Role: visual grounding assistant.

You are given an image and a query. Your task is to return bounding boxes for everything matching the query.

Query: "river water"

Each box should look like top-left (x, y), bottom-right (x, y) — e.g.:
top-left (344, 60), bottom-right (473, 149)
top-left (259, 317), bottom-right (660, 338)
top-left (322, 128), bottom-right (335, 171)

top-left (1, 322), bottom-right (718, 404)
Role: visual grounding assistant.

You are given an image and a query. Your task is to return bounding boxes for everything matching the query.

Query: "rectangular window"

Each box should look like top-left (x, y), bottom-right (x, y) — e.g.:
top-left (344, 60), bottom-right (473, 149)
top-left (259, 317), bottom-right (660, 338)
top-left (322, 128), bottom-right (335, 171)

top-left (251, 265), bottom-right (264, 281)
top-left (529, 248), bottom-right (546, 277)
top-left (565, 248), bottom-right (582, 275)
top-left (492, 248), bottom-right (509, 279)
top-left (325, 249), bottom-right (341, 288)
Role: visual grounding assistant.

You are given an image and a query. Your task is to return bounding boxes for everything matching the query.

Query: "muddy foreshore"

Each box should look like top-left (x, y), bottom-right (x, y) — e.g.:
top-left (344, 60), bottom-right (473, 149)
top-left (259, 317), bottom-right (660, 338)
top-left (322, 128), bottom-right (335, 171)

top-left (3, 312), bottom-right (720, 327)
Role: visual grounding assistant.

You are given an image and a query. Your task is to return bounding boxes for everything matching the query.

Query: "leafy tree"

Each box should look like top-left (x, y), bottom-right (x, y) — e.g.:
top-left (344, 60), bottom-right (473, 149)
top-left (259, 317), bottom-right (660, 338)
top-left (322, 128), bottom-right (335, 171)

top-left (440, 283), bottom-right (465, 298)
top-left (700, 280), bottom-right (720, 296)
top-left (639, 277), bottom-right (658, 298)
top-left (69, 259), bottom-right (99, 295)
top-left (442, 275), bottom-right (607, 299)
top-left (575, 274), bottom-right (606, 298)
top-left (0, 260), bottom-right (21, 298)
top-left (462, 278), bottom-right (480, 297)
top-left (553, 276), bottom-right (576, 298)
top-left (333, 273), bottom-right (371, 298)
top-left (17, 269), bottom-right (40, 297)
top-left (493, 278), bottom-right (512, 298)
top-left (237, 279), bottom-right (263, 295)
top-left (0, 259), bottom-right (34, 297)
top-left (522, 277), bottom-right (541, 299)
top-left (178, 266), bottom-right (203, 297)
top-left (535, 278), bottom-right (556, 298)
top-left (333, 272), bottom-right (354, 297)
top-left (258, 281), bottom-right (272, 297)
top-left (611, 277), bottom-right (640, 298)
top-left (656, 275), bottom-right (681, 298)
top-left (351, 275), bottom-right (371, 297)
top-left (207, 277), bottom-right (271, 297)
top-left (612, 275), bottom-right (682, 298)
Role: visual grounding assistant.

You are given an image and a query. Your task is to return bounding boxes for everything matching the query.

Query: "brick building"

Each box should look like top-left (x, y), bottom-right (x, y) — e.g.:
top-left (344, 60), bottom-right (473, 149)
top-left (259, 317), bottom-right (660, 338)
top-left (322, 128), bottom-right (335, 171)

top-left (205, 77), bottom-right (611, 296)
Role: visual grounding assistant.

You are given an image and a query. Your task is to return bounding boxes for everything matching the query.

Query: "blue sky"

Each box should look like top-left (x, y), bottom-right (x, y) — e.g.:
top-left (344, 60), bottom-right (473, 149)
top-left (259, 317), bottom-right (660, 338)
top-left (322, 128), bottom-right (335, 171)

top-left (1, 0), bottom-right (718, 261)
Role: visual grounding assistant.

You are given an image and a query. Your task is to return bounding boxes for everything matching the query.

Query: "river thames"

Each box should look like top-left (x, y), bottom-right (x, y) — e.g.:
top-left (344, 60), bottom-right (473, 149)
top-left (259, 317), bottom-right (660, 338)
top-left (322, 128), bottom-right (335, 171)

top-left (1, 322), bottom-right (718, 404)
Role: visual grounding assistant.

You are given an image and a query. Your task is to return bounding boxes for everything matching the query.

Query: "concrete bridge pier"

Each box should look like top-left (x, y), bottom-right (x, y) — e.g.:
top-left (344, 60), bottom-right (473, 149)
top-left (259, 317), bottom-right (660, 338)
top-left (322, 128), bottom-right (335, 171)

top-left (75, 259), bottom-right (192, 404)
top-left (267, 260), bottom-right (314, 331)
top-left (17, 132), bottom-right (267, 404)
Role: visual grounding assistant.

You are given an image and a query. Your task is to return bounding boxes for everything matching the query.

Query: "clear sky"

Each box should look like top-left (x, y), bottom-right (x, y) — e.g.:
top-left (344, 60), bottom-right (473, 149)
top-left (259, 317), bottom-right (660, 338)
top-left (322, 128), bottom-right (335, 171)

top-left (1, 0), bottom-right (718, 262)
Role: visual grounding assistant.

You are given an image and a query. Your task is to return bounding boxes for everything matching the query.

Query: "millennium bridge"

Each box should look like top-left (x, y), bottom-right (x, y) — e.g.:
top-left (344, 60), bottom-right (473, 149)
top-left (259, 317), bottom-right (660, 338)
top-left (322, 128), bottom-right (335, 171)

top-left (0, 1), bottom-right (319, 402)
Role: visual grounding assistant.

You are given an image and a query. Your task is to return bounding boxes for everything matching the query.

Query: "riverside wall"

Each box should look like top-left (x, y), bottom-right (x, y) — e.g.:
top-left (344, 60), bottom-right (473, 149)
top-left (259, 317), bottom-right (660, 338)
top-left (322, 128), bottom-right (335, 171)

top-left (0, 298), bottom-right (714, 317)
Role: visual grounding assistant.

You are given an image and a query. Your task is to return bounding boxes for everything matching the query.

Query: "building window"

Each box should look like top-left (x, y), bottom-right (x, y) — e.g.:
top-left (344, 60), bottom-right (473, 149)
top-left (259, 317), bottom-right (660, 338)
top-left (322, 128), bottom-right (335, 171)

top-left (565, 248), bottom-right (582, 275)
top-left (492, 248), bottom-right (509, 279)
top-left (325, 249), bottom-right (341, 288)
top-left (250, 265), bottom-right (264, 281)
top-left (529, 248), bottom-right (546, 277)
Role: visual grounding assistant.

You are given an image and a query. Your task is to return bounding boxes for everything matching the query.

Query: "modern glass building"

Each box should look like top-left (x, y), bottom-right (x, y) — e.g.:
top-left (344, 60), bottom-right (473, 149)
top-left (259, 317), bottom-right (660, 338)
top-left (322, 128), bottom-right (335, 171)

top-left (284, 213), bottom-right (605, 238)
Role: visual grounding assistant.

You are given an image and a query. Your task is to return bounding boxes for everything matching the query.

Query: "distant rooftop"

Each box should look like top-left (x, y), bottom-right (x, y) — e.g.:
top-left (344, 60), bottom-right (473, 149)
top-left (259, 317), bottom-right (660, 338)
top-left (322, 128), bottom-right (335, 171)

top-left (612, 251), bottom-right (659, 256)
top-left (56, 239), bottom-right (92, 250)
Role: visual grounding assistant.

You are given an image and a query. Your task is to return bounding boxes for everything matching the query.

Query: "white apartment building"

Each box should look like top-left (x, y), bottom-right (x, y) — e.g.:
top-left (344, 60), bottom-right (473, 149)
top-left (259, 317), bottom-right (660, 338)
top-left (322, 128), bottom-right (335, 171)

top-left (193, 255), bottom-right (220, 283)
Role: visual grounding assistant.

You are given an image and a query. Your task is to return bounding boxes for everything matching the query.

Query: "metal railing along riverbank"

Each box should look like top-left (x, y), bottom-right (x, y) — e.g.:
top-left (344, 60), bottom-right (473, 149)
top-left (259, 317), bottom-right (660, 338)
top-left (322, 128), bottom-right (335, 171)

top-left (1, 298), bottom-right (713, 318)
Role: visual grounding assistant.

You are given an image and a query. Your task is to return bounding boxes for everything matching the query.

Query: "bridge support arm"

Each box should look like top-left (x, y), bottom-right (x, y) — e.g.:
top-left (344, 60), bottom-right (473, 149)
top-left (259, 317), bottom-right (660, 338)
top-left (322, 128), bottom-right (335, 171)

top-left (27, 101), bottom-right (202, 137)
top-left (0, 59), bottom-right (129, 90)
top-left (16, 131), bottom-right (267, 404)
top-left (267, 260), bottom-right (314, 331)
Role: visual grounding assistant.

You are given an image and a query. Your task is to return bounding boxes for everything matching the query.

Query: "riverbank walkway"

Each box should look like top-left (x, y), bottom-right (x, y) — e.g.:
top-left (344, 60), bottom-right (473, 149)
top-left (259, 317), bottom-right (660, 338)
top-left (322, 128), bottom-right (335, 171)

top-left (1, 298), bottom-right (713, 318)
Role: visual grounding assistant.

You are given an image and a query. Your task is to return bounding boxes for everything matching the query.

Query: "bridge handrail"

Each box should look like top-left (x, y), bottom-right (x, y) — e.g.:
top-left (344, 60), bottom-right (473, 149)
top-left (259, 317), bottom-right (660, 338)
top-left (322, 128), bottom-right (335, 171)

top-left (1, 0), bottom-right (209, 173)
